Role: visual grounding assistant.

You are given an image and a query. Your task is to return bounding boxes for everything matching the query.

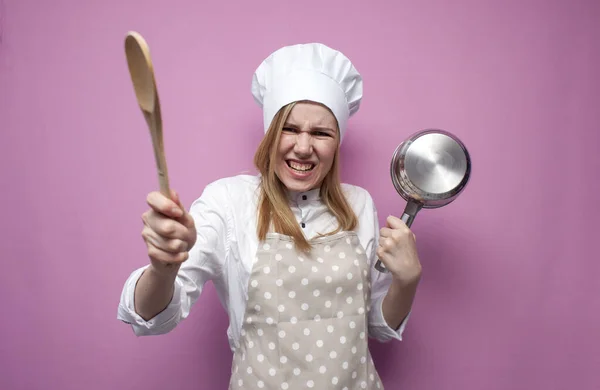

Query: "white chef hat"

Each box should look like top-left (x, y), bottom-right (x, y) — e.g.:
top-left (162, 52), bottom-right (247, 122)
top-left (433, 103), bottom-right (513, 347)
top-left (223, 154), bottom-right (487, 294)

top-left (251, 43), bottom-right (363, 142)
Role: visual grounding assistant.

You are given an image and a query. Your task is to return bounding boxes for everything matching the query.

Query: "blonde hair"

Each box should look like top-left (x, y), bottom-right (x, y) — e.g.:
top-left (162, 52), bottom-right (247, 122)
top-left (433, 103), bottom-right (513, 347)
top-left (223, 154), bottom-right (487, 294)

top-left (253, 102), bottom-right (358, 252)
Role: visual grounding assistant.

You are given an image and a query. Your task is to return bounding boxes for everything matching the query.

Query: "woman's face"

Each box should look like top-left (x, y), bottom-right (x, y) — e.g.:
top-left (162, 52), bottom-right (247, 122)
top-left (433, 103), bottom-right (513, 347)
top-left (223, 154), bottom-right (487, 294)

top-left (275, 102), bottom-right (338, 192)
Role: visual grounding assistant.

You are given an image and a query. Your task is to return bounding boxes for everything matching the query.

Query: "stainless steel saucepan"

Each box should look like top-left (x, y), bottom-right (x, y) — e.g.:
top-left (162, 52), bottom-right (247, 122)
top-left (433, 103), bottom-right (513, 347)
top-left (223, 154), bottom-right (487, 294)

top-left (375, 129), bottom-right (472, 273)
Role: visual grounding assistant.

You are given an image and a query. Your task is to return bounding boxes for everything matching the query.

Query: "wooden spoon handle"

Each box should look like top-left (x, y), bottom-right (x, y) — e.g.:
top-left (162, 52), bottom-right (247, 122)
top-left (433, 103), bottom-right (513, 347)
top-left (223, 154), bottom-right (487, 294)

top-left (143, 102), bottom-right (170, 197)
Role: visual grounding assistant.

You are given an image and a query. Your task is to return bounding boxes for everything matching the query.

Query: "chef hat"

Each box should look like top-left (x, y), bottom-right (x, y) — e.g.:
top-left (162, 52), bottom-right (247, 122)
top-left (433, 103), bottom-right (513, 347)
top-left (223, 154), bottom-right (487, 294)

top-left (251, 43), bottom-right (363, 142)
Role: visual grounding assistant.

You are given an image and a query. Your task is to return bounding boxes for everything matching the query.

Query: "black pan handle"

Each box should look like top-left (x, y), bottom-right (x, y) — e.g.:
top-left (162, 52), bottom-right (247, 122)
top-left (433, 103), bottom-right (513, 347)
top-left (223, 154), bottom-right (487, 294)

top-left (374, 201), bottom-right (422, 273)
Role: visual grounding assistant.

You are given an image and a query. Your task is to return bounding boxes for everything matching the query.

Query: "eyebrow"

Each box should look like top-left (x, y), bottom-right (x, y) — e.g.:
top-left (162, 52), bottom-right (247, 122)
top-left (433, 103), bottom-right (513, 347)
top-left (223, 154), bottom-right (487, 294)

top-left (283, 123), bottom-right (336, 134)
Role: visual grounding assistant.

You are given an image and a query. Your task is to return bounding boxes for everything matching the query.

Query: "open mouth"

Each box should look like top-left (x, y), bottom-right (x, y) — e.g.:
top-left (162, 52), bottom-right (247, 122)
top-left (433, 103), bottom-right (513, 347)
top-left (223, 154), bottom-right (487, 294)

top-left (286, 160), bottom-right (315, 172)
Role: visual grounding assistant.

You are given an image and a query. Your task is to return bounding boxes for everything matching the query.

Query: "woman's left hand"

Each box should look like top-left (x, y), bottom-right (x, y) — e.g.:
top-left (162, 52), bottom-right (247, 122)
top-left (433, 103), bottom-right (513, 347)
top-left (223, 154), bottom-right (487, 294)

top-left (376, 215), bottom-right (423, 286)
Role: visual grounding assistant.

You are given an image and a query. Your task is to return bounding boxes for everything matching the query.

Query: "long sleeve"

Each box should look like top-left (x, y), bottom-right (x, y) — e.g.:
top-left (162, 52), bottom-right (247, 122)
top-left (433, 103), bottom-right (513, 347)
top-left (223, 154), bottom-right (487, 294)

top-left (117, 180), bottom-right (233, 336)
top-left (360, 191), bottom-right (411, 342)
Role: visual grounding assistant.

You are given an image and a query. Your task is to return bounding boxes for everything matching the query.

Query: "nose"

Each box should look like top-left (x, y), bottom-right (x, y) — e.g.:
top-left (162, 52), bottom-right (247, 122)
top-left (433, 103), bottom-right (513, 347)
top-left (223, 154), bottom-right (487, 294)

top-left (294, 132), bottom-right (313, 156)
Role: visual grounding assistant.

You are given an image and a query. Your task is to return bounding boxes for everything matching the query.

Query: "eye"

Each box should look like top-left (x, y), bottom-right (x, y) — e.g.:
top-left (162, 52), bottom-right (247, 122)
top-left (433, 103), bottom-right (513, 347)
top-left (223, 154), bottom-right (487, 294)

top-left (282, 127), bottom-right (298, 133)
top-left (313, 131), bottom-right (332, 137)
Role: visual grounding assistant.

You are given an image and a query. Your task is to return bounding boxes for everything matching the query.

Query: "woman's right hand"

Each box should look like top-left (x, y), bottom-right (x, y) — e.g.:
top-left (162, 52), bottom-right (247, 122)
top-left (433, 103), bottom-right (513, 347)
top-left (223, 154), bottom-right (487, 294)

top-left (141, 189), bottom-right (197, 274)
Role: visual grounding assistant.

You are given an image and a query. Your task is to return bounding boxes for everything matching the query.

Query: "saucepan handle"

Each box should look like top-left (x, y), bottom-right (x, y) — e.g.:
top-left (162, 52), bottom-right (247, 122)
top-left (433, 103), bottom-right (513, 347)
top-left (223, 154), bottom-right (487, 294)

top-left (374, 201), bottom-right (421, 273)
top-left (400, 211), bottom-right (415, 228)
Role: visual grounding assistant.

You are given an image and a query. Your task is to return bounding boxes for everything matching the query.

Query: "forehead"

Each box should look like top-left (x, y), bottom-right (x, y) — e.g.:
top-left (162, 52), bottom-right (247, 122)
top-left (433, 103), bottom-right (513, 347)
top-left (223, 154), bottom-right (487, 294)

top-left (286, 102), bottom-right (337, 128)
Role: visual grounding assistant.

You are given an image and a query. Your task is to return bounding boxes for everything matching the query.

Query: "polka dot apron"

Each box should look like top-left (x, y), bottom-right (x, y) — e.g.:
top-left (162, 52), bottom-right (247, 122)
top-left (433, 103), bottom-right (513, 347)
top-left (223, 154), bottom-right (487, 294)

top-left (229, 231), bottom-right (384, 389)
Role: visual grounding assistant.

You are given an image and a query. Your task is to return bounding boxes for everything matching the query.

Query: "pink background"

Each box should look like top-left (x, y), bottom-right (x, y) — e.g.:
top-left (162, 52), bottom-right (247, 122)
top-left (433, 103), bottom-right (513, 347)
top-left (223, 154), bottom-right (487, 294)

top-left (1, 0), bottom-right (599, 389)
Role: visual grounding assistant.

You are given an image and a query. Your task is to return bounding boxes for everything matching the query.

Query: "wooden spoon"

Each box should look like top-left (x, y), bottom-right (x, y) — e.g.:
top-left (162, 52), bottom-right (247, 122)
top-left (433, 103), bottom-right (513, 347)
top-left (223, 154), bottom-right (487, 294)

top-left (124, 31), bottom-right (170, 197)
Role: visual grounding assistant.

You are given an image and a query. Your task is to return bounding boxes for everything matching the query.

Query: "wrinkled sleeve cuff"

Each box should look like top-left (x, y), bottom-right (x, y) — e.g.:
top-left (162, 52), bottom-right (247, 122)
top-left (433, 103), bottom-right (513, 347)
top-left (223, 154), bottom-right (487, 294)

top-left (368, 293), bottom-right (411, 342)
top-left (116, 266), bottom-right (183, 337)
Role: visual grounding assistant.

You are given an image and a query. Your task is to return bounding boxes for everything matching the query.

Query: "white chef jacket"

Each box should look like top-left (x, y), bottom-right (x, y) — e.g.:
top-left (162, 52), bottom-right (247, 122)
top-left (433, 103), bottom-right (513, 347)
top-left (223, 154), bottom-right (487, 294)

top-left (117, 174), bottom-right (410, 351)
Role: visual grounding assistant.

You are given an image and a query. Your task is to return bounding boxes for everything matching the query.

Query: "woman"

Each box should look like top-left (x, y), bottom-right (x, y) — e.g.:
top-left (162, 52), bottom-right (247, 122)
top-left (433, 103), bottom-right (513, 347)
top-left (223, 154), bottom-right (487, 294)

top-left (118, 43), bottom-right (422, 389)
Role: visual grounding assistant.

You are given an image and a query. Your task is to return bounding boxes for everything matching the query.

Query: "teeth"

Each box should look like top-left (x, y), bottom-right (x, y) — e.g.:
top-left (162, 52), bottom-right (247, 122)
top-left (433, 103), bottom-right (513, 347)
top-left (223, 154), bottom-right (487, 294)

top-left (289, 161), bottom-right (314, 171)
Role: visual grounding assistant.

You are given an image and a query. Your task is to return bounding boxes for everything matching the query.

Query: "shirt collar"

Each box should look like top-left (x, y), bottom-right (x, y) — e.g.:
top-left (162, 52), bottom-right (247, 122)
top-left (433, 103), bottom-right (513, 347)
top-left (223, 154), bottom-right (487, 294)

top-left (286, 187), bottom-right (321, 203)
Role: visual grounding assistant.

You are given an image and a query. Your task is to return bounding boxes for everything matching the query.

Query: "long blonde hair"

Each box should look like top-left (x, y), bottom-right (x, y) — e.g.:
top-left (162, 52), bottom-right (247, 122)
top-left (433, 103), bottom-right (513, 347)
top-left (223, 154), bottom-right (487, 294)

top-left (253, 102), bottom-right (358, 252)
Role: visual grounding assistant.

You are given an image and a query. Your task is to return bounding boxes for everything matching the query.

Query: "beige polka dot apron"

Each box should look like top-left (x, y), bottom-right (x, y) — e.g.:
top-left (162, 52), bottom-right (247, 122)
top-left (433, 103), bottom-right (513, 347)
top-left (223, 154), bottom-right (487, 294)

top-left (229, 231), bottom-right (384, 389)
